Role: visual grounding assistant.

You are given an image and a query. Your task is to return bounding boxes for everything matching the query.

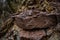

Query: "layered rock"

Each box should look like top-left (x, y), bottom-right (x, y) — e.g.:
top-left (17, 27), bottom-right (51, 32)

top-left (12, 9), bottom-right (57, 40)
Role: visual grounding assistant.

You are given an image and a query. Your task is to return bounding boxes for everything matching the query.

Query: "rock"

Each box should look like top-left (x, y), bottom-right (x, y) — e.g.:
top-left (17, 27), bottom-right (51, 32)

top-left (14, 10), bottom-right (57, 29)
top-left (55, 23), bottom-right (60, 31)
top-left (19, 27), bottom-right (46, 40)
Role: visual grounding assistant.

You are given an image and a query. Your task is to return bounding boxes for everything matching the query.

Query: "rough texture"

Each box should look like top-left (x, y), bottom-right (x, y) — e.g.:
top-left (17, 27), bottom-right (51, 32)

top-left (0, 0), bottom-right (60, 40)
top-left (15, 10), bottom-right (57, 29)
top-left (19, 27), bottom-right (46, 40)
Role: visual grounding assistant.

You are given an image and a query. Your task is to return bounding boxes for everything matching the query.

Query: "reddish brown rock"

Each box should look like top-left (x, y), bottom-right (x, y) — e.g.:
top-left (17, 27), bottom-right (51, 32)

top-left (14, 10), bottom-right (57, 29)
top-left (19, 28), bottom-right (46, 40)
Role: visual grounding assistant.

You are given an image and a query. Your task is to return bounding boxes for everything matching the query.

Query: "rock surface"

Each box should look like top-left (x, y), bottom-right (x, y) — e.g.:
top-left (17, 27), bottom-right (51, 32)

top-left (15, 10), bottom-right (57, 29)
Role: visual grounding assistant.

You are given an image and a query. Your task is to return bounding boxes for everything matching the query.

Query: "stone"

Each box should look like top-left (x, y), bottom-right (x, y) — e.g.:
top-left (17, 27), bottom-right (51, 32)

top-left (14, 9), bottom-right (57, 30)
